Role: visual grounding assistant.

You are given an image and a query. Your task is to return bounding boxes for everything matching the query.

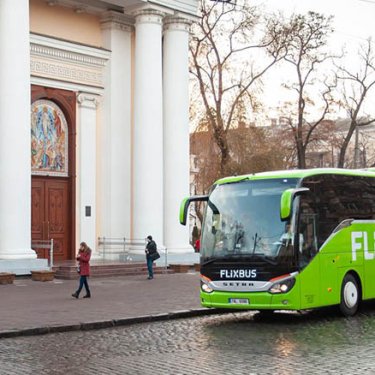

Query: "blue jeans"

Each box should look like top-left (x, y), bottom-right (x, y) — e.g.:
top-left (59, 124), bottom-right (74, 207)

top-left (147, 257), bottom-right (154, 278)
top-left (77, 275), bottom-right (90, 295)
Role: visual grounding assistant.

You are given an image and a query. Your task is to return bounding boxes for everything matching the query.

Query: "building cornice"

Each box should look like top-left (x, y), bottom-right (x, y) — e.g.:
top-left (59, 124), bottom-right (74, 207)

top-left (45, 0), bottom-right (123, 16)
top-left (100, 11), bottom-right (135, 32)
top-left (30, 34), bottom-right (110, 89)
top-left (163, 16), bottom-right (192, 32)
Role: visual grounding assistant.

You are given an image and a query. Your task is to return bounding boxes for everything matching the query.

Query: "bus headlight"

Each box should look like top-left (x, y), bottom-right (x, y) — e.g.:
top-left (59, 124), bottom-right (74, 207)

top-left (269, 277), bottom-right (296, 294)
top-left (201, 280), bottom-right (213, 293)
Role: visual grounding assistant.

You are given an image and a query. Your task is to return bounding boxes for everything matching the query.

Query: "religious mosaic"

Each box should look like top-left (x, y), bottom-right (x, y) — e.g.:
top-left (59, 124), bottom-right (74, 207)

top-left (31, 100), bottom-right (68, 176)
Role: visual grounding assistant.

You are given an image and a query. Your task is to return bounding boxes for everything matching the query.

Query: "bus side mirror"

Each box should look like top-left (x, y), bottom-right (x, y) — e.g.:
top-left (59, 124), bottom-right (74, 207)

top-left (280, 187), bottom-right (310, 221)
top-left (179, 195), bottom-right (209, 225)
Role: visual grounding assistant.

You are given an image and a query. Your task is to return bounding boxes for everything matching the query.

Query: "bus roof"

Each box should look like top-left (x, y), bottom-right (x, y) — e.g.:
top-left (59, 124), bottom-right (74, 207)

top-left (215, 168), bottom-right (375, 185)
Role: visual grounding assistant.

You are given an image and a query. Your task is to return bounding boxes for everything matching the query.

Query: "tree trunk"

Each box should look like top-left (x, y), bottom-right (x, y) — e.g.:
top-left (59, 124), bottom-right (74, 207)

top-left (337, 122), bottom-right (356, 168)
top-left (297, 142), bottom-right (306, 169)
top-left (212, 127), bottom-right (230, 176)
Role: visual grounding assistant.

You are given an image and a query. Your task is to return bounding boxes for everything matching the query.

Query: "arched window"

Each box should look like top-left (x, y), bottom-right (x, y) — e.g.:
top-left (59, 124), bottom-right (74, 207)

top-left (31, 100), bottom-right (68, 177)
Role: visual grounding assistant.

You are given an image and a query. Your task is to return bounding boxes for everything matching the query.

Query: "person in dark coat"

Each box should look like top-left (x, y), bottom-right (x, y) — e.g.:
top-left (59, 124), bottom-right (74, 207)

top-left (145, 235), bottom-right (157, 280)
top-left (72, 242), bottom-right (92, 298)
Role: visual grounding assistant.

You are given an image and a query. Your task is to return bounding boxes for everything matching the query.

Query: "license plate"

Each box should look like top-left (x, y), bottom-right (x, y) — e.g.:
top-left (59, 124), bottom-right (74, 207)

top-left (229, 298), bottom-right (249, 305)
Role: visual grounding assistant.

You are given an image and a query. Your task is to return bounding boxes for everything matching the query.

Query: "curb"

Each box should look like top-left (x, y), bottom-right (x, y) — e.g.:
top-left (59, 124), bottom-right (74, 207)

top-left (0, 308), bottom-right (233, 339)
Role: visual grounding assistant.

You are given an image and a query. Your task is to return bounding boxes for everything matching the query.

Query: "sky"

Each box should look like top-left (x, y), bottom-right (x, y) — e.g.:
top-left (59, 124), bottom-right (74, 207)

top-left (250, 0), bottom-right (375, 120)
top-left (261, 0), bottom-right (375, 46)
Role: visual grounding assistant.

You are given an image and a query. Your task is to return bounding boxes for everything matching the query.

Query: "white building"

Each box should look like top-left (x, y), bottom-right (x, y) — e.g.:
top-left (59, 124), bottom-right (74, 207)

top-left (0, 0), bottom-right (197, 274)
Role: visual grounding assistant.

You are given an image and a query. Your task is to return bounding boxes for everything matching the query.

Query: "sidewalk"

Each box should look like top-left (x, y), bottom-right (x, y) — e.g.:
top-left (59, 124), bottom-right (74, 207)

top-left (0, 272), bottom-right (226, 338)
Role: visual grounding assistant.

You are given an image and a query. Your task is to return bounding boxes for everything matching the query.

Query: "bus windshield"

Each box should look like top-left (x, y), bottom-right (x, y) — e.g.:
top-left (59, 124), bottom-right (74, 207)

top-left (201, 178), bottom-right (299, 262)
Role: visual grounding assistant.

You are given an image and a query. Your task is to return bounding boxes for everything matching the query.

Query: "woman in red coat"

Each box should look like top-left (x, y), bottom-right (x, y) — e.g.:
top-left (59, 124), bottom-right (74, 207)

top-left (72, 242), bottom-right (92, 299)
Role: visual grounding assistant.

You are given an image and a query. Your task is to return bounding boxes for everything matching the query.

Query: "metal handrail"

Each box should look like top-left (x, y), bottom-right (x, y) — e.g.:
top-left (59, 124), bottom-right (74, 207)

top-left (31, 239), bottom-right (54, 269)
top-left (98, 237), bottom-right (127, 259)
top-left (97, 237), bottom-right (168, 270)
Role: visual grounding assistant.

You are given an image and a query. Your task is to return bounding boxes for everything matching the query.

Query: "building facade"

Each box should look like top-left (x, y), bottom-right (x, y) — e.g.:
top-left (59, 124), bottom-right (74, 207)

top-left (0, 0), bottom-right (198, 274)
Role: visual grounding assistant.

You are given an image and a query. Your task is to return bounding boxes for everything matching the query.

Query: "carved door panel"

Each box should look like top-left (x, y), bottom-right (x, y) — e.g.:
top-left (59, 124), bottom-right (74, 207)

top-left (32, 178), bottom-right (70, 261)
top-left (31, 180), bottom-right (45, 250)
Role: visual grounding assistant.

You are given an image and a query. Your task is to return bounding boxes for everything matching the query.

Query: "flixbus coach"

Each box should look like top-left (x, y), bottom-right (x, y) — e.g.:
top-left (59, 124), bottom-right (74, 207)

top-left (180, 168), bottom-right (375, 316)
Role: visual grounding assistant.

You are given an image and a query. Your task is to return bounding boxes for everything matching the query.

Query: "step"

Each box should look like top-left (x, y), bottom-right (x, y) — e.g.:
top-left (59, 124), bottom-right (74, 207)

top-left (53, 263), bottom-right (173, 279)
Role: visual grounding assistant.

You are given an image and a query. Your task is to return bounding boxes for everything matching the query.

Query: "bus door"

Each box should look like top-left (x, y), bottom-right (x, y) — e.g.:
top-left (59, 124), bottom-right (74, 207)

top-left (298, 196), bottom-right (321, 308)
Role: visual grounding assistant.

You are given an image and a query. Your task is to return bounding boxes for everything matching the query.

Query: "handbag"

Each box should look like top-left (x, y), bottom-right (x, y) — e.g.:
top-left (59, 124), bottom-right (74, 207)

top-left (149, 251), bottom-right (160, 261)
top-left (77, 266), bottom-right (80, 273)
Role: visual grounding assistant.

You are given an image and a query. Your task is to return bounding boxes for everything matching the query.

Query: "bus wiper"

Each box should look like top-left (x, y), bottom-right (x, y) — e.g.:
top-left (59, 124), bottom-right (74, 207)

top-left (201, 258), bottom-right (218, 266)
top-left (221, 176), bottom-right (250, 185)
top-left (207, 200), bottom-right (220, 215)
top-left (263, 256), bottom-right (278, 266)
top-left (252, 233), bottom-right (259, 255)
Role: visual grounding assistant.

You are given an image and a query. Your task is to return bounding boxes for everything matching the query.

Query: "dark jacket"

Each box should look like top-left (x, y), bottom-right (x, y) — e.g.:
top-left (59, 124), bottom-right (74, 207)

top-left (146, 240), bottom-right (157, 259)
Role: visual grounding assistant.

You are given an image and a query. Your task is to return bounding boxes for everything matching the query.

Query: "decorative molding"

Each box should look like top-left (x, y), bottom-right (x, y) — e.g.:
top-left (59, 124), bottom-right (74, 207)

top-left (77, 93), bottom-right (100, 109)
top-left (134, 9), bottom-right (165, 26)
top-left (31, 60), bottom-right (103, 86)
top-left (144, 0), bottom-right (199, 17)
top-left (30, 76), bottom-right (104, 96)
top-left (100, 11), bottom-right (135, 32)
top-left (163, 17), bottom-right (192, 32)
top-left (30, 34), bottom-right (110, 88)
top-left (45, 0), bottom-right (123, 16)
top-left (30, 43), bottom-right (107, 67)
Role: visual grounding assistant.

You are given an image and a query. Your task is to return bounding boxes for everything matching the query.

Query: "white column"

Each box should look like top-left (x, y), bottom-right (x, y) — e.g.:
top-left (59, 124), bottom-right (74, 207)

top-left (77, 93), bottom-right (99, 255)
top-left (0, 0), bottom-right (36, 260)
top-left (132, 10), bottom-right (164, 250)
top-left (100, 12), bottom-right (133, 241)
top-left (163, 17), bottom-right (194, 253)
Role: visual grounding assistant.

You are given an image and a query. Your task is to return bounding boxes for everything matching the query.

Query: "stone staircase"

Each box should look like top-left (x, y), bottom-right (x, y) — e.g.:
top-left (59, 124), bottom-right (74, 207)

top-left (53, 261), bottom-right (174, 280)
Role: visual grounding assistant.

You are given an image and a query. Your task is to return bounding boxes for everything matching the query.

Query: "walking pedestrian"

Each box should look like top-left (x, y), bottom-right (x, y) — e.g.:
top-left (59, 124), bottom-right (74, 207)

top-left (72, 242), bottom-right (92, 299)
top-left (145, 235), bottom-right (157, 280)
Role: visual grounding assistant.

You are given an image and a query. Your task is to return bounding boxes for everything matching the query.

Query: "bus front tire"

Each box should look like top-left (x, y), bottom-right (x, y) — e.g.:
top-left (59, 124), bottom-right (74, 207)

top-left (340, 274), bottom-right (359, 317)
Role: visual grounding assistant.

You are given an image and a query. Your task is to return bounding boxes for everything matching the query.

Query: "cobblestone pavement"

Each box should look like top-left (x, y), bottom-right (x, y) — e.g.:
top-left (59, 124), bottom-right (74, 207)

top-left (2, 303), bottom-right (375, 375)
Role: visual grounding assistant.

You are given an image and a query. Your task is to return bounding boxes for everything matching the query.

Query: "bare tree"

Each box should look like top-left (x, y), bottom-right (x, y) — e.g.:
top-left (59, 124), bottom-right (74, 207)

top-left (335, 38), bottom-right (375, 168)
top-left (273, 11), bottom-right (336, 169)
top-left (190, 118), bottom-right (291, 229)
top-left (190, 0), bottom-right (289, 176)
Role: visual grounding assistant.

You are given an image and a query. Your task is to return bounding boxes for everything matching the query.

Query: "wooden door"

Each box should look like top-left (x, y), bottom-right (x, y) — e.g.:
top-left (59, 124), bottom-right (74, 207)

top-left (31, 86), bottom-right (76, 261)
top-left (32, 177), bottom-right (70, 261)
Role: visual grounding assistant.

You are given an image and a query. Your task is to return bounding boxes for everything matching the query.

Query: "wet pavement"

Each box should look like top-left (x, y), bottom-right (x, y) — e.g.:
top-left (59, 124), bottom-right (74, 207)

top-left (0, 272), bottom-right (211, 337)
top-left (2, 306), bottom-right (375, 374)
top-left (2, 271), bottom-right (375, 373)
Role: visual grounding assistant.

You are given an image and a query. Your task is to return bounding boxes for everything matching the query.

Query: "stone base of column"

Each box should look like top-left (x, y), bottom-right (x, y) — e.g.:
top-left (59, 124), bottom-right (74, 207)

top-left (0, 248), bottom-right (37, 260)
top-left (127, 241), bottom-right (153, 257)
top-left (0, 259), bottom-right (49, 275)
top-left (90, 251), bottom-right (103, 261)
top-left (165, 244), bottom-right (194, 254)
top-left (126, 243), bottom-right (198, 266)
top-left (162, 244), bottom-right (199, 266)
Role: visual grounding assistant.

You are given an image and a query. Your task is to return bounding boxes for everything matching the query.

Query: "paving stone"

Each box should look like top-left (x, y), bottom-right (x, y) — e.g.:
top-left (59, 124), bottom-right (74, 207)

top-left (2, 310), bottom-right (375, 374)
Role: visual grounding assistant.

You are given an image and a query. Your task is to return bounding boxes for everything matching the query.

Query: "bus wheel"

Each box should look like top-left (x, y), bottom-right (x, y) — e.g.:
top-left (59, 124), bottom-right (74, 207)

top-left (340, 274), bottom-right (359, 317)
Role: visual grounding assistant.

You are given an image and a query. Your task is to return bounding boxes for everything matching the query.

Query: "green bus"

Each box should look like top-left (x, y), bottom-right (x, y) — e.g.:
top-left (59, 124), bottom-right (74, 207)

top-left (180, 168), bottom-right (375, 316)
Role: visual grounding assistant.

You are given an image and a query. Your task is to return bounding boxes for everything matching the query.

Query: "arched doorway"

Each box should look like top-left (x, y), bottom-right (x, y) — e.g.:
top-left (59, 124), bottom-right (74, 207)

top-left (31, 86), bottom-right (76, 261)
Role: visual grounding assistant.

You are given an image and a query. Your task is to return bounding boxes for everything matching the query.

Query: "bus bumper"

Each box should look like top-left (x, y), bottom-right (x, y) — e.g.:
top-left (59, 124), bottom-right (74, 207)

top-left (200, 289), bottom-right (300, 311)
